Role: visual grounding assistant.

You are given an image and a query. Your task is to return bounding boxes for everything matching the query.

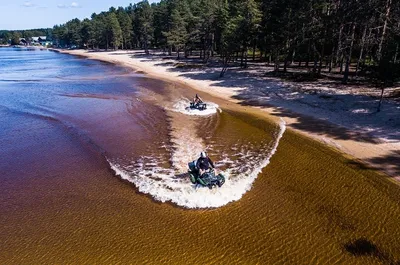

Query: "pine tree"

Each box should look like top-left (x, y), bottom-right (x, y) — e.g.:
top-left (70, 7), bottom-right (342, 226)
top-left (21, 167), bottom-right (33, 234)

top-left (117, 7), bottom-right (133, 49)
top-left (11, 32), bottom-right (21, 45)
top-left (234, 0), bottom-right (261, 68)
top-left (163, 0), bottom-right (188, 58)
top-left (80, 19), bottom-right (94, 49)
top-left (133, 0), bottom-right (154, 53)
top-left (152, 1), bottom-right (169, 49)
top-left (107, 12), bottom-right (123, 50)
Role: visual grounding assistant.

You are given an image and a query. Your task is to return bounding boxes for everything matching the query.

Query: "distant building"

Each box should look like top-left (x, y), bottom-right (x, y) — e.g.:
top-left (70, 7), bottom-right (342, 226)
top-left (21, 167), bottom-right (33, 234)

top-left (31, 36), bottom-right (52, 47)
top-left (19, 38), bottom-right (27, 45)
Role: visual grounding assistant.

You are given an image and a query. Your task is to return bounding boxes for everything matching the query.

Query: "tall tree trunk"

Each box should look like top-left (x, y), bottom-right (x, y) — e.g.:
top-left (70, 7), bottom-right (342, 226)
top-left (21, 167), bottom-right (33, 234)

top-left (144, 36), bottom-right (149, 55)
top-left (220, 53), bottom-right (230, 77)
top-left (356, 25), bottom-right (368, 74)
top-left (211, 33), bottom-right (215, 58)
top-left (313, 56), bottom-right (318, 73)
top-left (335, 24), bottom-right (344, 67)
top-left (312, 44), bottom-right (318, 73)
top-left (284, 47), bottom-right (293, 72)
top-left (204, 36), bottom-right (209, 62)
top-left (318, 44), bottom-right (325, 74)
top-left (377, 87), bottom-right (385, 112)
top-left (274, 50), bottom-right (280, 72)
top-left (394, 44), bottom-right (399, 63)
top-left (339, 57), bottom-right (344, 74)
top-left (306, 41), bottom-right (310, 67)
top-left (318, 29), bottom-right (327, 74)
top-left (329, 46), bottom-right (335, 73)
top-left (241, 49), bottom-right (245, 68)
top-left (343, 23), bottom-right (356, 84)
top-left (252, 40), bottom-right (256, 61)
top-left (377, 0), bottom-right (392, 61)
top-left (245, 50), bottom-right (248, 68)
top-left (284, 56), bottom-right (288, 72)
top-left (292, 49), bottom-right (295, 65)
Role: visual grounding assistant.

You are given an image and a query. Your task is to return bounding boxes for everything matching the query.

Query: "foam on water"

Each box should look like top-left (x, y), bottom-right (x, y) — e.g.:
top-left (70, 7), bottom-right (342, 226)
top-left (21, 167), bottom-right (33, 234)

top-left (109, 119), bottom-right (286, 208)
top-left (169, 98), bottom-right (220, 116)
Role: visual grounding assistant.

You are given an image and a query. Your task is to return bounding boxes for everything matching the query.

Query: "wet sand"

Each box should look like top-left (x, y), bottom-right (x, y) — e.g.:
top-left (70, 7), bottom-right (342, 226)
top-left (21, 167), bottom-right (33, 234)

top-left (1, 49), bottom-right (400, 264)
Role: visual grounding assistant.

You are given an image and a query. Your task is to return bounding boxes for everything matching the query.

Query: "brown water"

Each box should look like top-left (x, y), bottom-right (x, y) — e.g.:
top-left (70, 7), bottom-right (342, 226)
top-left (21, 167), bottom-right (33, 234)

top-left (1, 48), bottom-right (400, 264)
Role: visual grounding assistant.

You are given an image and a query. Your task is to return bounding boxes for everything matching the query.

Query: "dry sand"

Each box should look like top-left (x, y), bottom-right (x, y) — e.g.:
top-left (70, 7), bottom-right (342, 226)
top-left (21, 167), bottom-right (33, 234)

top-left (55, 49), bottom-right (400, 180)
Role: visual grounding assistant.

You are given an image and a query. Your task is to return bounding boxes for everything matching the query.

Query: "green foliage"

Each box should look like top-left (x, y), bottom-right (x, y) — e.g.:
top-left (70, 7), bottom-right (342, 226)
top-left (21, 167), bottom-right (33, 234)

top-left (152, 1), bottom-right (169, 47)
top-left (163, 1), bottom-right (188, 57)
top-left (47, 0), bottom-right (400, 86)
top-left (117, 7), bottom-right (133, 49)
top-left (132, 0), bottom-right (153, 52)
top-left (11, 32), bottom-right (21, 45)
top-left (80, 19), bottom-right (94, 48)
top-left (0, 31), bottom-right (10, 44)
top-left (107, 12), bottom-right (123, 49)
top-left (0, 28), bottom-right (52, 45)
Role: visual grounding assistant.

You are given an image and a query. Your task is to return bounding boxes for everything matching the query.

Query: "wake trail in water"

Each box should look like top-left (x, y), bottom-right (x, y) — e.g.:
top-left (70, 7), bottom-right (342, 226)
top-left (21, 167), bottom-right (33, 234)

top-left (109, 118), bottom-right (286, 209)
top-left (169, 98), bottom-right (220, 116)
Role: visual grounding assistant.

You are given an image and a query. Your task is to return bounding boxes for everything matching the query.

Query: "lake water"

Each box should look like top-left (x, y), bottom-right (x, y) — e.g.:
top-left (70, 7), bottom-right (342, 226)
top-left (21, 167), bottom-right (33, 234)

top-left (1, 47), bottom-right (399, 264)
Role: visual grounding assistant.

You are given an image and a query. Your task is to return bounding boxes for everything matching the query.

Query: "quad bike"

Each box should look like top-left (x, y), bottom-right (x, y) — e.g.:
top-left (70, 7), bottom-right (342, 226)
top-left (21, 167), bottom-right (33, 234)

top-left (188, 161), bottom-right (225, 189)
top-left (189, 101), bottom-right (207, 110)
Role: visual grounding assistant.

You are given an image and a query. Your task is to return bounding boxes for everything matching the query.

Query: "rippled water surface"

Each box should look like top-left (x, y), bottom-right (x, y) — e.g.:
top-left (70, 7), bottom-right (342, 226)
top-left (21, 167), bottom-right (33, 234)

top-left (1, 47), bottom-right (400, 264)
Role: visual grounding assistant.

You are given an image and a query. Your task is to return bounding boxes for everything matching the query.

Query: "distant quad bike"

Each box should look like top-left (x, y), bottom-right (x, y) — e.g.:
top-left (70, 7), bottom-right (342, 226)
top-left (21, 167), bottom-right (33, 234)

top-left (188, 161), bottom-right (225, 189)
top-left (189, 101), bottom-right (207, 110)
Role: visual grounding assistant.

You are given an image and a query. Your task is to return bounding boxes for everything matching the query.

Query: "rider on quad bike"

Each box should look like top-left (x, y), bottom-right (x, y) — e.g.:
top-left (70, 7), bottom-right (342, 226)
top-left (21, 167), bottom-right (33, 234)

top-left (196, 151), bottom-right (215, 177)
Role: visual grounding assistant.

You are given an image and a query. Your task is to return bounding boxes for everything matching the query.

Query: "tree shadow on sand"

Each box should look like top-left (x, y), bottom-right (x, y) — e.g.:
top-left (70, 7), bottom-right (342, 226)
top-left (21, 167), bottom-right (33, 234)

top-left (172, 69), bottom-right (399, 143)
top-left (344, 238), bottom-right (399, 264)
top-left (267, 107), bottom-right (381, 144)
top-left (365, 150), bottom-right (400, 177)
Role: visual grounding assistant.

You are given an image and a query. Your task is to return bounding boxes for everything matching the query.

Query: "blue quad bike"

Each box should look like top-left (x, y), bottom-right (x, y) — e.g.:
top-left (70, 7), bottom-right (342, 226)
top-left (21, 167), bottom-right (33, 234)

top-left (189, 101), bottom-right (207, 110)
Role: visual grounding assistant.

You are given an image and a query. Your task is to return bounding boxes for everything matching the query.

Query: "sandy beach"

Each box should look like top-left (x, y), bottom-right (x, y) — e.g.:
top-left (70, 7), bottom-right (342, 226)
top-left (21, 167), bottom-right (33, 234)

top-left (55, 49), bottom-right (400, 180)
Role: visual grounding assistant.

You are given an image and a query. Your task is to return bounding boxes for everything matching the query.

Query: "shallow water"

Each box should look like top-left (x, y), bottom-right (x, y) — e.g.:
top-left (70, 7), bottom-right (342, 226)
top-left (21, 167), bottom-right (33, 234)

top-left (1, 47), bottom-right (400, 264)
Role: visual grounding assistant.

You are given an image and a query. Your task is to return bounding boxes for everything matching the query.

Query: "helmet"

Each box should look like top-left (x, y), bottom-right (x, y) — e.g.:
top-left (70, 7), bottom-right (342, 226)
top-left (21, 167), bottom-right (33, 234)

top-left (200, 151), bottom-right (206, 158)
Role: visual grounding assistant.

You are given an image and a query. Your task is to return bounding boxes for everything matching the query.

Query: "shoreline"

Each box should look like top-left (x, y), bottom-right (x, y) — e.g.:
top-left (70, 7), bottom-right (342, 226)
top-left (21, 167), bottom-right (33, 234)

top-left (53, 48), bottom-right (399, 180)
